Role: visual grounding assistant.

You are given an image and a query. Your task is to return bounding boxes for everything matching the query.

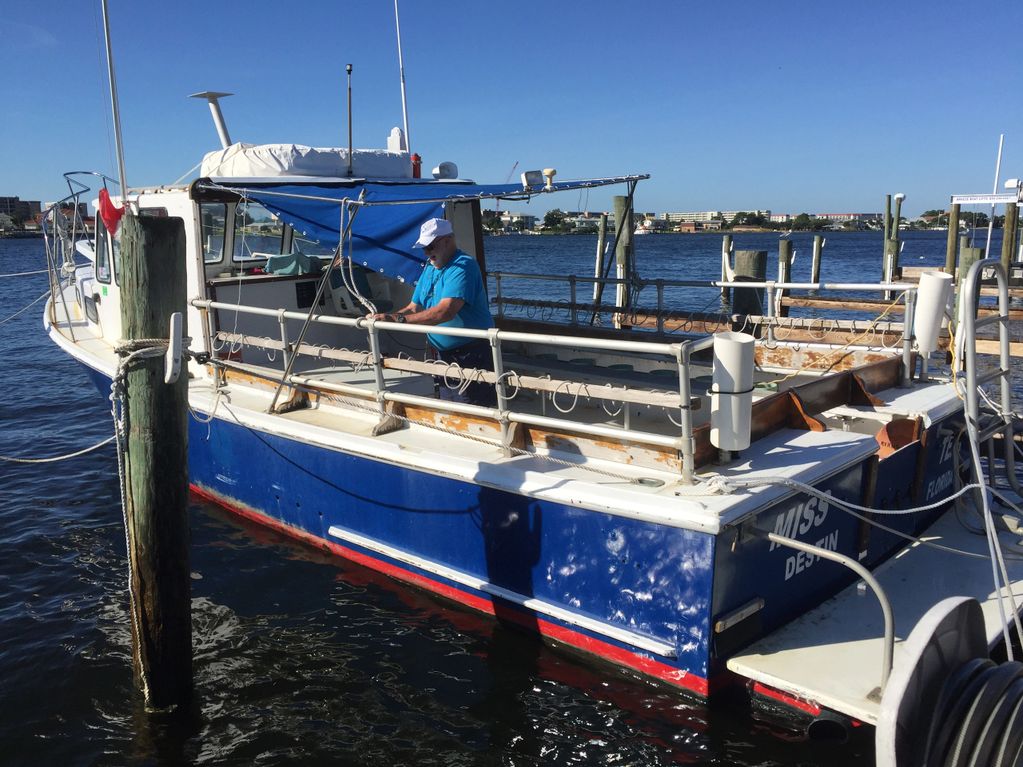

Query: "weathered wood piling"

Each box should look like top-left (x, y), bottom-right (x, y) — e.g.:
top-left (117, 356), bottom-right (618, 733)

top-left (721, 234), bottom-right (733, 300)
top-left (811, 235), bottom-right (824, 283)
top-left (732, 249), bottom-right (766, 316)
top-left (119, 213), bottom-right (192, 709)
top-left (613, 195), bottom-right (633, 329)
top-left (777, 239), bottom-right (793, 317)
top-left (944, 203), bottom-right (960, 275)
top-left (1001, 200), bottom-right (1019, 273)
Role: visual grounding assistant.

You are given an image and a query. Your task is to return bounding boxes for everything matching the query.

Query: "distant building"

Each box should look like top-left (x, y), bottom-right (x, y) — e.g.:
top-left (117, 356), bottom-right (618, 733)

top-left (0, 196), bottom-right (43, 222)
top-left (813, 212), bottom-right (880, 222)
top-left (499, 211), bottom-right (537, 231)
top-left (663, 209), bottom-right (771, 224)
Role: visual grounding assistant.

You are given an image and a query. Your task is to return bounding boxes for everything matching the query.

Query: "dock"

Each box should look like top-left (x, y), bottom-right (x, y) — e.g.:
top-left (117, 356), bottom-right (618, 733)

top-left (727, 510), bottom-right (1023, 724)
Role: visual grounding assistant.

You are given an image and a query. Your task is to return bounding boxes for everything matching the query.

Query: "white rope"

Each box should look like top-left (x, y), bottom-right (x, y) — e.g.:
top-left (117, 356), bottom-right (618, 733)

top-left (0, 268), bottom-right (49, 278)
top-left (0, 290), bottom-right (49, 325)
top-left (698, 474), bottom-right (1022, 561)
top-left (0, 434), bottom-right (116, 463)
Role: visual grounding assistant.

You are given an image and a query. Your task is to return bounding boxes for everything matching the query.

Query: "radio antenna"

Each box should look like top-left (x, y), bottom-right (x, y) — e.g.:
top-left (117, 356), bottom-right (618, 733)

top-left (394, 0), bottom-right (411, 152)
top-left (346, 64), bottom-right (354, 177)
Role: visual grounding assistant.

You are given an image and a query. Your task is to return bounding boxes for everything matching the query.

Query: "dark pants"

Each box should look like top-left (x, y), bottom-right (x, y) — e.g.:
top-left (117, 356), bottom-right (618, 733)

top-left (428, 339), bottom-right (497, 408)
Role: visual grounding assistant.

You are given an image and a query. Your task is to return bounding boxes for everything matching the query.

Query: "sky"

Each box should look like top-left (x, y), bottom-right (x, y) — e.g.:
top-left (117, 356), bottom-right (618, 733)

top-left (1, 1), bottom-right (1021, 218)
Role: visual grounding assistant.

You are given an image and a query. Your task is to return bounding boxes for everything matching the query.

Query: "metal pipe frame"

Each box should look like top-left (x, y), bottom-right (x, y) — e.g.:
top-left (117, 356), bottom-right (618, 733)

top-left (961, 259), bottom-right (1019, 494)
top-left (766, 531), bottom-right (894, 690)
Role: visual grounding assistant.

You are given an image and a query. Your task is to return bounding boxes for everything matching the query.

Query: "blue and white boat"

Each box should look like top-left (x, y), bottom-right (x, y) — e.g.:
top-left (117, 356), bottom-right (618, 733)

top-left (41, 101), bottom-right (1023, 737)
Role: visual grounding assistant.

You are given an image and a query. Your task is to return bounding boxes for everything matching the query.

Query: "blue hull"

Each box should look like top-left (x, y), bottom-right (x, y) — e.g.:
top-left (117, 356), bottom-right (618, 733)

top-left (78, 361), bottom-right (961, 698)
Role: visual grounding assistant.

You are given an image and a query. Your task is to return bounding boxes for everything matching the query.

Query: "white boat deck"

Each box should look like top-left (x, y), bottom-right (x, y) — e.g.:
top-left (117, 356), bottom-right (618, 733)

top-left (727, 510), bottom-right (1023, 724)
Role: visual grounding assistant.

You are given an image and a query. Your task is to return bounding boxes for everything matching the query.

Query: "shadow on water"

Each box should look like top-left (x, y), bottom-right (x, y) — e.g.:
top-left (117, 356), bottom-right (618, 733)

top-left (475, 486), bottom-right (544, 761)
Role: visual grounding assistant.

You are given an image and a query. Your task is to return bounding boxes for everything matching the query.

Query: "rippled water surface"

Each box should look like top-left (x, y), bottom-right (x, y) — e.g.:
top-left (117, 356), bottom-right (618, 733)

top-left (1, 231), bottom-right (997, 765)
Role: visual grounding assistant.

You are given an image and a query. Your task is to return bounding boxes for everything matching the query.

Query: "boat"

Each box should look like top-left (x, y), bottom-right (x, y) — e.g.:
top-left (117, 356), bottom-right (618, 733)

top-left (40, 97), bottom-right (1023, 743)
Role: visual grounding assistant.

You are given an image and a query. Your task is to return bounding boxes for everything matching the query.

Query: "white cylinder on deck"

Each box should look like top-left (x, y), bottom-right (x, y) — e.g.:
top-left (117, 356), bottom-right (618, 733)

top-left (710, 331), bottom-right (755, 451)
top-left (914, 271), bottom-right (953, 354)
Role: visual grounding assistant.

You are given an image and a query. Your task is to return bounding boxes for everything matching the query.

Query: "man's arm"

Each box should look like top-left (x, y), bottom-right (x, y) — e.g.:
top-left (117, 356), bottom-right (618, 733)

top-left (398, 297), bottom-right (464, 325)
top-left (370, 301), bottom-right (420, 322)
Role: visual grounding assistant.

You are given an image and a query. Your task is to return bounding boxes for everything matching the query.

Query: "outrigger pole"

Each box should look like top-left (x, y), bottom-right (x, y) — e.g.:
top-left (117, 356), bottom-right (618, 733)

top-left (394, 0), bottom-right (411, 152)
top-left (100, 0), bottom-right (129, 196)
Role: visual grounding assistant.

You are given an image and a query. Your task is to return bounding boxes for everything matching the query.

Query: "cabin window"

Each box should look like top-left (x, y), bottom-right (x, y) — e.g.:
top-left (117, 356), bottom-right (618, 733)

top-left (292, 232), bottom-right (336, 258)
top-left (200, 203), bottom-right (227, 263)
top-left (139, 207), bottom-right (168, 218)
top-left (233, 202), bottom-right (284, 262)
top-left (95, 217), bottom-right (111, 283)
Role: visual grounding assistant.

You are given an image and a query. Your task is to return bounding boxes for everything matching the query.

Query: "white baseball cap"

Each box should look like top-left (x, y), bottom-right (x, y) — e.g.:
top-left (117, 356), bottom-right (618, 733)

top-left (413, 217), bottom-right (453, 248)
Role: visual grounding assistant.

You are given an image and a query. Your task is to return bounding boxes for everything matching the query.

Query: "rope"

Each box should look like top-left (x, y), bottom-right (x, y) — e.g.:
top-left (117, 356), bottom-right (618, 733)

top-left (0, 268), bottom-right (49, 278)
top-left (698, 474), bottom-right (1023, 561)
top-left (0, 290), bottom-right (49, 325)
top-left (201, 357), bottom-right (647, 484)
top-left (0, 434), bottom-right (116, 463)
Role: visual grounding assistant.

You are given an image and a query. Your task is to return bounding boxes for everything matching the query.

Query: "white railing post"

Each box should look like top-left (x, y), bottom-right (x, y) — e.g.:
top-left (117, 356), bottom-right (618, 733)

top-left (489, 329), bottom-right (512, 455)
top-left (277, 309), bottom-right (292, 372)
top-left (365, 319), bottom-right (388, 417)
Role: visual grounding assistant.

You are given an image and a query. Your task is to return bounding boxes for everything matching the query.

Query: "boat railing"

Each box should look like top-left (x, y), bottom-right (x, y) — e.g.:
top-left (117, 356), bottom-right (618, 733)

top-left (41, 171), bottom-right (120, 335)
top-left (193, 296), bottom-right (713, 481)
top-left (490, 272), bottom-right (918, 385)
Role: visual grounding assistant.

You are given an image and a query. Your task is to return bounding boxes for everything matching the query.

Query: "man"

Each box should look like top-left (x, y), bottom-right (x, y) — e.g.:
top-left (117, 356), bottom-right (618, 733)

top-left (371, 218), bottom-right (496, 407)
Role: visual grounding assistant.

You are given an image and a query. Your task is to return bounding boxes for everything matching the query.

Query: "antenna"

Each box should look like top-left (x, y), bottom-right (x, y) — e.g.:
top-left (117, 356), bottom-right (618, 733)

top-left (346, 64), bottom-right (354, 177)
top-left (100, 0), bottom-right (129, 195)
top-left (189, 92), bottom-right (234, 149)
top-left (394, 0), bottom-right (411, 152)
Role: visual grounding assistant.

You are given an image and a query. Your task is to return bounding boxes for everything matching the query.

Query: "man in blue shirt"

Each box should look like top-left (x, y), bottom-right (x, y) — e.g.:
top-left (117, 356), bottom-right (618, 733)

top-left (372, 218), bottom-right (496, 407)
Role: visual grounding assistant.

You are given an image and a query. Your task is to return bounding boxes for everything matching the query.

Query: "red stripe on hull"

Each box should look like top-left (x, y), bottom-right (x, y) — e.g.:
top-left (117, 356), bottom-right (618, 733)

top-left (190, 483), bottom-right (709, 697)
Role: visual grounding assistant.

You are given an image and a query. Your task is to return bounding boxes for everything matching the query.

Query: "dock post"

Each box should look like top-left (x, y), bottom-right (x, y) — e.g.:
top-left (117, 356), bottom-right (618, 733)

top-left (777, 240), bottom-right (793, 317)
top-left (944, 204), bottom-right (960, 275)
top-left (953, 240), bottom-right (985, 334)
top-left (721, 234), bottom-right (733, 301)
top-left (118, 213), bottom-right (192, 709)
top-left (1001, 200), bottom-right (1018, 274)
top-left (811, 235), bottom-right (824, 284)
top-left (613, 195), bottom-right (633, 329)
top-left (593, 213), bottom-right (608, 304)
top-left (732, 250), bottom-right (767, 320)
top-left (881, 194), bottom-right (892, 282)
top-left (891, 194), bottom-right (904, 279)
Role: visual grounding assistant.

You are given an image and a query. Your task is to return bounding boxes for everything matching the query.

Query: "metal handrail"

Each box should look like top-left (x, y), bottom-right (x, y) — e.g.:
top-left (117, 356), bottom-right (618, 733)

top-left (960, 259), bottom-right (1019, 493)
top-left (766, 531), bottom-right (894, 691)
top-left (192, 297), bottom-right (696, 474)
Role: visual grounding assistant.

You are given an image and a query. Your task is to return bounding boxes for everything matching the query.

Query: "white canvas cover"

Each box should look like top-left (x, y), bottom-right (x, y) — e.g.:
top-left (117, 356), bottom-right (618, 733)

top-left (200, 143), bottom-right (412, 179)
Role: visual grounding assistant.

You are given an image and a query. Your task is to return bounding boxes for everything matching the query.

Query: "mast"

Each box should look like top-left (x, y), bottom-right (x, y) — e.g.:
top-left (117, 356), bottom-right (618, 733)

top-left (100, 0), bottom-right (129, 197)
top-left (394, 0), bottom-right (411, 152)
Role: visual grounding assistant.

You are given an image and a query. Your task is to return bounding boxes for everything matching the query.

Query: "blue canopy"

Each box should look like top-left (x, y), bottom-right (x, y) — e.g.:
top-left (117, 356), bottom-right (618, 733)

top-left (199, 176), bottom-right (646, 285)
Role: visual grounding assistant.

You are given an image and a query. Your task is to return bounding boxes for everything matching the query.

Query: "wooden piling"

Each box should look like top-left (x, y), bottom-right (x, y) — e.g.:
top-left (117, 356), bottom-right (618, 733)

top-left (891, 195), bottom-right (904, 278)
top-left (732, 249), bottom-right (767, 317)
top-left (1001, 201), bottom-right (1019, 273)
top-left (593, 213), bottom-right (607, 303)
top-left (119, 213), bottom-right (192, 709)
top-left (721, 234), bottom-right (733, 300)
top-left (613, 196), bottom-right (633, 329)
top-left (944, 204), bottom-right (960, 275)
top-left (777, 240), bottom-right (793, 317)
top-left (811, 235), bottom-right (824, 283)
top-left (881, 194), bottom-right (892, 282)
top-left (953, 242), bottom-right (985, 334)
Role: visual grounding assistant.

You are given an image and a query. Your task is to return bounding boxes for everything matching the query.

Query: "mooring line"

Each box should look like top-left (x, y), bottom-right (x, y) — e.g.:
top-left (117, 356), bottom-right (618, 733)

top-left (0, 434), bottom-right (116, 463)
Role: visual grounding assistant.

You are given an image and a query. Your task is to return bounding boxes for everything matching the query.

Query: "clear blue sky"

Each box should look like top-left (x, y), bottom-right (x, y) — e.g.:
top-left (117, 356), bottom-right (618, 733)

top-left (2, 1), bottom-right (1021, 217)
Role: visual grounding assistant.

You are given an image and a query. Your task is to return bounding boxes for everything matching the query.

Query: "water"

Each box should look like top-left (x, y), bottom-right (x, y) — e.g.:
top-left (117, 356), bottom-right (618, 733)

top-left (0, 232), bottom-right (995, 766)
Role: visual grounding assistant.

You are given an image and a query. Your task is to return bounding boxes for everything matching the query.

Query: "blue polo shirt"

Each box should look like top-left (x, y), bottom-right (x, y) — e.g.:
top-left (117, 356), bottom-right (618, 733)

top-left (411, 250), bottom-right (494, 351)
